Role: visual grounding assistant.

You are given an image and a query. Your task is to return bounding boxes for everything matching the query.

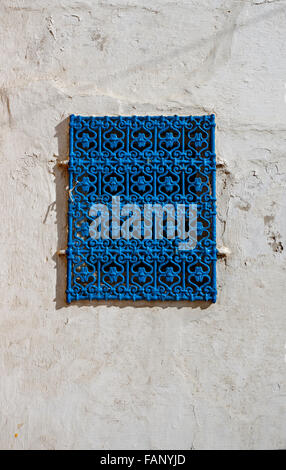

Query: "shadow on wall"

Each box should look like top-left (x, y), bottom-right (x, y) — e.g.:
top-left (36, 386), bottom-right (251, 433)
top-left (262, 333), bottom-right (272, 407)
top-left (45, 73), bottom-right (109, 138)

top-left (53, 118), bottom-right (212, 311)
top-left (54, 117), bottom-right (70, 310)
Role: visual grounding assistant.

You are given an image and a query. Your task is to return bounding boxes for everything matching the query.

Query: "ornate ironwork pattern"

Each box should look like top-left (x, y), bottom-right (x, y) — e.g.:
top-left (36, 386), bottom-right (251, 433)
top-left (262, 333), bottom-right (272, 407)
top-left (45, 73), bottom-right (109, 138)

top-left (67, 114), bottom-right (217, 303)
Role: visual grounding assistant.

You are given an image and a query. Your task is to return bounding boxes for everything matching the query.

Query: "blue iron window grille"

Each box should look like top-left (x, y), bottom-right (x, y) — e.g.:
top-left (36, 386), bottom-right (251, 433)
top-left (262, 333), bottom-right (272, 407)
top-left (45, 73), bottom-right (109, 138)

top-left (67, 114), bottom-right (217, 303)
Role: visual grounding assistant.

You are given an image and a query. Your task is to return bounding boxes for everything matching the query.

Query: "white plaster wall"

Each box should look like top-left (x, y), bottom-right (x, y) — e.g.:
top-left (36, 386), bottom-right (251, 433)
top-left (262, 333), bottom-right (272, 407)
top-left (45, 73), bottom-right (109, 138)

top-left (0, 0), bottom-right (285, 450)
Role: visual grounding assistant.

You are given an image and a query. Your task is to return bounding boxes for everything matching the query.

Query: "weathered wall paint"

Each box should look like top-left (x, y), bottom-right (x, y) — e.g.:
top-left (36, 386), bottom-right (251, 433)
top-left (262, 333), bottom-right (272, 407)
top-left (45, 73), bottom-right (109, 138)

top-left (0, 0), bottom-right (285, 450)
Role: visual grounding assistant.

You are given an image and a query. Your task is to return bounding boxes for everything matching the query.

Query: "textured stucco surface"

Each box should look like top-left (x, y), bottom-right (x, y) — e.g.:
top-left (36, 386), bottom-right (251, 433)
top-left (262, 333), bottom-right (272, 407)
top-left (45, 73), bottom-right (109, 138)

top-left (0, 0), bottom-right (286, 450)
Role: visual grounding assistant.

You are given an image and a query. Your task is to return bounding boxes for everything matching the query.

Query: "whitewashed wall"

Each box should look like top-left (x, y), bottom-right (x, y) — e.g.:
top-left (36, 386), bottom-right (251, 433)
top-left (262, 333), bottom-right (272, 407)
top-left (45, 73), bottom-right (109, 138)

top-left (0, 0), bottom-right (286, 450)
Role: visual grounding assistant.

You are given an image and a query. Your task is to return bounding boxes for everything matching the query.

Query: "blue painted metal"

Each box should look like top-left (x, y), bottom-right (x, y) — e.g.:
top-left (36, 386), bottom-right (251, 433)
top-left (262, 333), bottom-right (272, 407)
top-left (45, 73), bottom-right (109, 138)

top-left (67, 114), bottom-right (217, 303)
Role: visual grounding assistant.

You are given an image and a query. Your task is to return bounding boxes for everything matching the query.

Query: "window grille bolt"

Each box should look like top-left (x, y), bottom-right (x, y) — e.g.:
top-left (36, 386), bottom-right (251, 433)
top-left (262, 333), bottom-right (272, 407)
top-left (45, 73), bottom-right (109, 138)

top-left (217, 246), bottom-right (231, 257)
top-left (57, 249), bottom-right (66, 256)
top-left (57, 160), bottom-right (69, 167)
top-left (216, 157), bottom-right (226, 167)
